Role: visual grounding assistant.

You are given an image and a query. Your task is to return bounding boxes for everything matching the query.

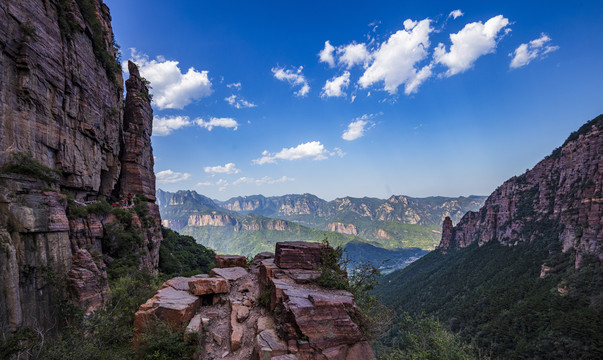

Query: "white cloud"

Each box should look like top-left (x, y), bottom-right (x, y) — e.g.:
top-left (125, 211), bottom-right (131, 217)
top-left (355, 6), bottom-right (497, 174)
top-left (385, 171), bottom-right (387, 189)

top-left (195, 117), bottom-right (239, 131)
top-left (271, 66), bottom-right (310, 96)
top-left (509, 33), bottom-right (559, 69)
top-left (196, 181), bottom-right (213, 186)
top-left (359, 19), bottom-right (434, 94)
top-left (204, 163), bottom-right (240, 174)
top-left (331, 147), bottom-right (346, 158)
top-left (342, 114), bottom-right (376, 141)
top-left (227, 82), bottom-right (242, 90)
top-left (152, 115), bottom-right (191, 136)
top-left (253, 141), bottom-right (331, 165)
top-left (337, 43), bottom-right (371, 68)
top-left (434, 15), bottom-right (510, 76)
top-left (125, 49), bottom-right (212, 110)
top-left (156, 170), bottom-right (191, 184)
top-left (322, 71), bottom-right (350, 98)
top-left (225, 94), bottom-right (257, 109)
top-left (449, 10), bottom-right (464, 19)
top-left (319, 41), bottom-right (336, 67)
top-left (233, 176), bottom-right (295, 186)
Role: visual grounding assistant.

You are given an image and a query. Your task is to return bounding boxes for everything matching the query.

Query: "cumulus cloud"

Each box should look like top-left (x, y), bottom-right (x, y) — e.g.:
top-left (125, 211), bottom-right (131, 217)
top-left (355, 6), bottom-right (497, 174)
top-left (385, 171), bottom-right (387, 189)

top-left (337, 43), bottom-right (371, 68)
top-left (156, 170), bottom-right (191, 184)
top-left (359, 19), bottom-right (434, 94)
top-left (272, 66), bottom-right (310, 96)
top-left (509, 33), bottom-right (559, 69)
top-left (233, 176), bottom-right (295, 186)
top-left (319, 41), bottom-right (336, 67)
top-left (253, 141), bottom-right (331, 165)
top-left (342, 114), bottom-right (377, 141)
top-left (204, 163), bottom-right (240, 174)
top-left (227, 82), bottom-right (242, 90)
top-left (225, 95), bottom-right (256, 108)
top-left (449, 10), bottom-right (464, 19)
top-left (125, 49), bottom-right (212, 110)
top-left (322, 71), bottom-right (350, 98)
top-left (195, 117), bottom-right (239, 131)
top-left (434, 15), bottom-right (510, 76)
top-left (152, 115), bottom-right (191, 136)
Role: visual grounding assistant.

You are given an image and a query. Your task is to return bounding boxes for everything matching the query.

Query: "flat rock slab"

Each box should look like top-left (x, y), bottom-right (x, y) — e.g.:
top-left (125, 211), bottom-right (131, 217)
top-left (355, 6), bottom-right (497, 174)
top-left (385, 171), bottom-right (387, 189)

top-left (271, 355), bottom-right (299, 360)
top-left (285, 269), bottom-right (321, 284)
top-left (255, 329), bottom-right (288, 359)
top-left (189, 277), bottom-right (230, 295)
top-left (216, 254), bottom-right (247, 268)
top-left (211, 266), bottom-right (248, 281)
top-left (185, 313), bottom-right (203, 339)
top-left (274, 241), bottom-right (325, 269)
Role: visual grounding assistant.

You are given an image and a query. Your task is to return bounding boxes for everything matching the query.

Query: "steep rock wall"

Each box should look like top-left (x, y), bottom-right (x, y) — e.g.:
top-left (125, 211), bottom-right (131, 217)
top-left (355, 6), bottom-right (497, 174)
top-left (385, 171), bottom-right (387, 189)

top-left (439, 116), bottom-right (603, 267)
top-left (0, 0), bottom-right (162, 333)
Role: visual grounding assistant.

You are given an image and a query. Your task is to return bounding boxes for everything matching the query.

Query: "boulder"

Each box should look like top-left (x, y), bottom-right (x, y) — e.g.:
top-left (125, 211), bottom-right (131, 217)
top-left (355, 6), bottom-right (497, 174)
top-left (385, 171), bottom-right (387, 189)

top-left (275, 241), bottom-right (325, 269)
top-left (255, 329), bottom-right (288, 359)
top-left (188, 277), bottom-right (230, 295)
top-left (210, 266), bottom-right (248, 281)
top-left (215, 254), bottom-right (247, 268)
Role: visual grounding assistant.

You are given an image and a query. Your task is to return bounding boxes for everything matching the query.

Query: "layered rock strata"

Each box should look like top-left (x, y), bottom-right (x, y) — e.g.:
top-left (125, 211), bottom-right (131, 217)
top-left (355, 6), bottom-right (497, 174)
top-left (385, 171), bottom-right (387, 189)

top-left (0, 0), bottom-right (162, 333)
top-left (134, 242), bottom-right (375, 359)
top-left (438, 116), bottom-right (603, 267)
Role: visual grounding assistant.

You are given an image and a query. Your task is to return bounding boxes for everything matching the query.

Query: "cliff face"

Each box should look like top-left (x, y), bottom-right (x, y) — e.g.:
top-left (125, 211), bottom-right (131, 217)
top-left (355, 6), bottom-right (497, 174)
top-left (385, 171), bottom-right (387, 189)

top-left (0, 0), bottom-right (161, 333)
top-left (328, 222), bottom-right (359, 235)
top-left (439, 116), bottom-right (603, 267)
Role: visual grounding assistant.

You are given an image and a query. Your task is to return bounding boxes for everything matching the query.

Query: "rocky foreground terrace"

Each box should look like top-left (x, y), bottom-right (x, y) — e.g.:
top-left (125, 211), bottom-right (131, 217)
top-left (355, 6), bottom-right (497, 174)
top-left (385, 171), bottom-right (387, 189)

top-left (134, 241), bottom-right (375, 360)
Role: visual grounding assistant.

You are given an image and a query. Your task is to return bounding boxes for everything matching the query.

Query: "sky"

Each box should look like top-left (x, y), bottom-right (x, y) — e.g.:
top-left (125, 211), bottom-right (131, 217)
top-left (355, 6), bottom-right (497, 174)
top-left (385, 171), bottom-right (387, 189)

top-left (105, 0), bottom-right (603, 201)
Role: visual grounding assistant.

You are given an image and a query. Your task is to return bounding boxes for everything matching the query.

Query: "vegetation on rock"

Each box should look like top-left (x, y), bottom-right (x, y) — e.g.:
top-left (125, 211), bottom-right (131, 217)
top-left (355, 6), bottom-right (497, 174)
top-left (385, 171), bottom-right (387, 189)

top-left (0, 152), bottom-right (62, 182)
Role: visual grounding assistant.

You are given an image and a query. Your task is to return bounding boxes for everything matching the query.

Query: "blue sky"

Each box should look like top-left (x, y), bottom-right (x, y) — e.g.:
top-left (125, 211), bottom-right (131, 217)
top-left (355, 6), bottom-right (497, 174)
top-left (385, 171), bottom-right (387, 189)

top-left (105, 0), bottom-right (603, 201)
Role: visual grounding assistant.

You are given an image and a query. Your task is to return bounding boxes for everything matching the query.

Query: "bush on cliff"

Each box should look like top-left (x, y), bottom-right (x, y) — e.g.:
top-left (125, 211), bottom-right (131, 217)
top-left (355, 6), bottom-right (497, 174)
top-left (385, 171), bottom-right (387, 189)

top-left (0, 152), bottom-right (62, 182)
top-left (159, 227), bottom-right (215, 276)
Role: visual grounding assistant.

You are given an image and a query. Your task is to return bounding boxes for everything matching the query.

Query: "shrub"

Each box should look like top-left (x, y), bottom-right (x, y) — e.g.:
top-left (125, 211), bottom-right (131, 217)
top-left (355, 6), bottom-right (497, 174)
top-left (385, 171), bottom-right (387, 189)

top-left (1, 152), bottom-right (62, 182)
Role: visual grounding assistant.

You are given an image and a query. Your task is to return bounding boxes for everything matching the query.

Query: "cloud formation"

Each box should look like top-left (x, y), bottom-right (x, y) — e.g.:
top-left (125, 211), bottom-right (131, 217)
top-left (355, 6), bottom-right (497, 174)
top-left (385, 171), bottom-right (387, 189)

top-left (322, 71), bottom-right (350, 98)
top-left (337, 43), bottom-right (371, 69)
top-left (318, 41), bottom-right (336, 67)
top-left (227, 82), bottom-right (242, 90)
top-left (195, 117), bottom-right (239, 131)
top-left (125, 49), bottom-right (212, 110)
top-left (272, 66), bottom-right (310, 96)
top-left (359, 19), bottom-right (434, 94)
top-left (153, 115), bottom-right (191, 136)
top-left (253, 141), bottom-right (331, 165)
top-left (342, 114), bottom-right (376, 141)
top-left (204, 163), bottom-right (240, 174)
top-left (449, 10), bottom-right (464, 19)
top-left (509, 33), bottom-right (559, 69)
top-left (434, 15), bottom-right (510, 76)
top-left (233, 176), bottom-right (295, 186)
top-left (156, 169), bottom-right (191, 184)
top-left (225, 94), bottom-right (257, 108)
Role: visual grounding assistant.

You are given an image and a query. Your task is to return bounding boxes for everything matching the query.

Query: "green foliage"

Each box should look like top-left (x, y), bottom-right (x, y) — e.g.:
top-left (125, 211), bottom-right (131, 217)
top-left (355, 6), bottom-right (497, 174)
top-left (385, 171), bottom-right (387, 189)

top-left (158, 227), bottom-right (215, 276)
top-left (102, 208), bottom-right (144, 280)
top-left (136, 318), bottom-right (200, 360)
top-left (134, 194), bottom-right (150, 218)
top-left (376, 236), bottom-right (603, 359)
top-left (318, 239), bottom-right (349, 290)
top-left (375, 314), bottom-right (477, 360)
top-left (549, 114), bottom-right (603, 158)
top-left (258, 288), bottom-right (271, 309)
top-left (0, 152), bottom-right (62, 182)
top-left (0, 269), bottom-right (163, 360)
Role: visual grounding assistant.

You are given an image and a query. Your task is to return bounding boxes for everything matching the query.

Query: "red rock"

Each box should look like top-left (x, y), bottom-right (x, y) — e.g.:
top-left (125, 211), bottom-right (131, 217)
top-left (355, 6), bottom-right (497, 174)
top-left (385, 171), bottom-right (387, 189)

top-left (285, 269), bottom-right (322, 284)
top-left (188, 277), bottom-right (230, 295)
top-left (185, 313), bottom-right (203, 341)
top-left (210, 266), bottom-right (248, 281)
top-left (215, 254), bottom-right (247, 268)
top-left (275, 241), bottom-right (326, 269)
top-left (66, 249), bottom-right (108, 312)
top-left (260, 258), bottom-right (281, 287)
top-left (255, 329), bottom-right (288, 358)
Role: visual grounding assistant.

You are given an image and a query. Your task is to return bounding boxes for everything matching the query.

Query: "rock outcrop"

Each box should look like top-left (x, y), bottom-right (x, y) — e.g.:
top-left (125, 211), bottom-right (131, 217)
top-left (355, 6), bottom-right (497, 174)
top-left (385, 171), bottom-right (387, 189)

top-left (0, 0), bottom-right (161, 333)
top-left (438, 115), bottom-right (603, 267)
top-left (328, 222), bottom-right (358, 236)
top-left (134, 242), bottom-right (375, 359)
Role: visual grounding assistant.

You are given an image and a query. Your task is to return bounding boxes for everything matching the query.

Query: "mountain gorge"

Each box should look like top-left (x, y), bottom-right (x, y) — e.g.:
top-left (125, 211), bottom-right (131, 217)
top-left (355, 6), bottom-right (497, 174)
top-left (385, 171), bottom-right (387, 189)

top-left (376, 115), bottom-right (603, 359)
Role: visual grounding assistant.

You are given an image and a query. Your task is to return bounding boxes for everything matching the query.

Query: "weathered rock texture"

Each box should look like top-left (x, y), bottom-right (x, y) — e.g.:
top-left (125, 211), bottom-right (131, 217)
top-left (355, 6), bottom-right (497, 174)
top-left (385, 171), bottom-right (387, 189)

top-left (135, 242), bottom-right (375, 359)
top-left (0, 0), bottom-right (161, 334)
top-left (439, 115), bottom-right (603, 267)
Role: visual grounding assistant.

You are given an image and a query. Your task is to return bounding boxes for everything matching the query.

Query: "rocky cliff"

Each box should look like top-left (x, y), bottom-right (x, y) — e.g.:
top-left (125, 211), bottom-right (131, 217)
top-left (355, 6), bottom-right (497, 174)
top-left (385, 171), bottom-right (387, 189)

top-left (134, 242), bottom-right (375, 359)
top-left (0, 0), bottom-right (161, 333)
top-left (439, 115), bottom-right (603, 267)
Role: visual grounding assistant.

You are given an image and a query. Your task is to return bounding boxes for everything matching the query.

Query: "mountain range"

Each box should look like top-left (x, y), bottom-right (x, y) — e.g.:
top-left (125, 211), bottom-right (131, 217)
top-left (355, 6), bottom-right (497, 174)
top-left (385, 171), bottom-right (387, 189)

top-left (156, 190), bottom-right (485, 270)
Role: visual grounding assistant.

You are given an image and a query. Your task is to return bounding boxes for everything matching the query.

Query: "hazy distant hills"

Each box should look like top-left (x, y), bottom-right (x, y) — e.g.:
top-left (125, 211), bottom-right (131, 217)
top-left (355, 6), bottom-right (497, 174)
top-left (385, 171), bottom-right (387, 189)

top-left (156, 189), bottom-right (485, 270)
